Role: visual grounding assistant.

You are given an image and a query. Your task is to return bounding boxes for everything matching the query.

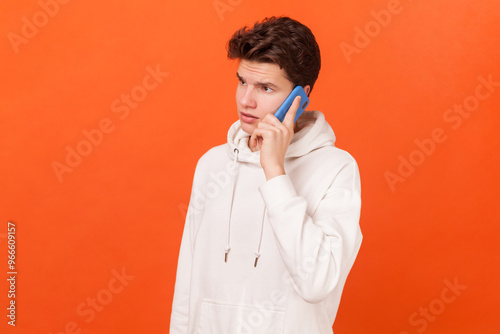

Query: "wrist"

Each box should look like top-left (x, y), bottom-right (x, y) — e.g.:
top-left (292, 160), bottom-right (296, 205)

top-left (264, 165), bottom-right (285, 181)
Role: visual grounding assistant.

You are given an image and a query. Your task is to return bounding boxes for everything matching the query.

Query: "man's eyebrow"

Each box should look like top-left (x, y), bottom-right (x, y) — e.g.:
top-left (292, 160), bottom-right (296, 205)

top-left (236, 72), bottom-right (278, 88)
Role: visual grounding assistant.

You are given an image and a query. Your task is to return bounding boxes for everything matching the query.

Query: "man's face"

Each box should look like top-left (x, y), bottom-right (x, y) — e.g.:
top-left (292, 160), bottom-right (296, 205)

top-left (235, 59), bottom-right (295, 135)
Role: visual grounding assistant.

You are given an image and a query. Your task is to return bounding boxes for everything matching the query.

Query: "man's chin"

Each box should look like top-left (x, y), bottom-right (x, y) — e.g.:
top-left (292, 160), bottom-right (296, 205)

top-left (241, 126), bottom-right (253, 136)
top-left (240, 120), bottom-right (256, 135)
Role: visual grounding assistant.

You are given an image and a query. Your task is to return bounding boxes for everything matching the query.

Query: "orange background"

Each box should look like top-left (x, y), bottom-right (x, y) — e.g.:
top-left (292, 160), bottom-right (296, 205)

top-left (1, 0), bottom-right (499, 333)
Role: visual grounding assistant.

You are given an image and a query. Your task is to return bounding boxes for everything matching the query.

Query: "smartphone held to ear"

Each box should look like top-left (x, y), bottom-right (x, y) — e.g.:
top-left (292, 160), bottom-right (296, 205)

top-left (274, 86), bottom-right (310, 123)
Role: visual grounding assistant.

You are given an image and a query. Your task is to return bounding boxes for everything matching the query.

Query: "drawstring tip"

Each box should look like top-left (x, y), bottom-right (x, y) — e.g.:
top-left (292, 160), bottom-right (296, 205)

top-left (224, 246), bottom-right (231, 263)
top-left (254, 252), bottom-right (261, 267)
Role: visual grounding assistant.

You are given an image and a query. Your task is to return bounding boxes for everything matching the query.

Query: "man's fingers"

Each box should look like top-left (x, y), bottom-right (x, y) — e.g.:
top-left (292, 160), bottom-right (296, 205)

top-left (249, 132), bottom-right (258, 147)
top-left (283, 96), bottom-right (301, 127)
top-left (250, 126), bottom-right (277, 148)
top-left (249, 128), bottom-right (265, 148)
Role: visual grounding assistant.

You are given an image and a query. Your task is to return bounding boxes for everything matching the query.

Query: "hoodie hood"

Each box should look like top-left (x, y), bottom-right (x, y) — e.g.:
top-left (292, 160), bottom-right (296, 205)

top-left (226, 110), bottom-right (336, 164)
top-left (223, 110), bottom-right (337, 267)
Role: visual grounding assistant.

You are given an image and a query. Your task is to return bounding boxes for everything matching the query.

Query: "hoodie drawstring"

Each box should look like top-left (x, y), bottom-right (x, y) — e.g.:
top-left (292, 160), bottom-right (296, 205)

top-left (224, 148), bottom-right (238, 263)
top-left (225, 147), bottom-right (266, 267)
top-left (254, 207), bottom-right (266, 267)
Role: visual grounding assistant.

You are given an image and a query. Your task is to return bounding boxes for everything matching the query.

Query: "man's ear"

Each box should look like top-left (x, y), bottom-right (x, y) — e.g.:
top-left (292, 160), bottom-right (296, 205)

top-left (303, 85), bottom-right (311, 96)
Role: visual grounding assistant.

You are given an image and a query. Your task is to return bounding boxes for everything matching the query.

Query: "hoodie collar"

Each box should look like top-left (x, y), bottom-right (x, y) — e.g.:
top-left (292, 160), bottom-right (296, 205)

top-left (226, 110), bottom-right (336, 164)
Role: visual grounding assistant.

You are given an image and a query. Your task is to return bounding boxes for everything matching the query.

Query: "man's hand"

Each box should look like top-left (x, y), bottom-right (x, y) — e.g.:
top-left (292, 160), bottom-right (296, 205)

top-left (249, 96), bottom-right (301, 181)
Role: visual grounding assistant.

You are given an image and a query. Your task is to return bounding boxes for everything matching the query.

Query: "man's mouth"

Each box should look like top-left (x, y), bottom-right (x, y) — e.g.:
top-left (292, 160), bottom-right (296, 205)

top-left (241, 112), bottom-right (257, 118)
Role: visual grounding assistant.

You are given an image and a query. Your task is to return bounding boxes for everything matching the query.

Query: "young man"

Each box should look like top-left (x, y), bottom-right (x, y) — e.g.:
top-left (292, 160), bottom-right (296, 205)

top-left (170, 16), bottom-right (362, 334)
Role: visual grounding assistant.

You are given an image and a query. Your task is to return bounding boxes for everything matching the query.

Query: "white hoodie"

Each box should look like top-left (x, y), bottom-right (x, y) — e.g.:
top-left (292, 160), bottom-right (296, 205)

top-left (170, 110), bottom-right (363, 334)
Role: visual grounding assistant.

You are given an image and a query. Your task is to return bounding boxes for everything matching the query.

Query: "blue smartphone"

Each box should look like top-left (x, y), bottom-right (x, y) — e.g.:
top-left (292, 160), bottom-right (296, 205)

top-left (274, 85), bottom-right (310, 123)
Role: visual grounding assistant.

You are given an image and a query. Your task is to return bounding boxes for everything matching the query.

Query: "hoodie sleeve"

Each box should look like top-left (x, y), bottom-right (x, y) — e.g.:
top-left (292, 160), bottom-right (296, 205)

top-left (169, 204), bottom-right (193, 333)
top-left (169, 156), bottom-right (207, 333)
top-left (258, 156), bottom-right (362, 304)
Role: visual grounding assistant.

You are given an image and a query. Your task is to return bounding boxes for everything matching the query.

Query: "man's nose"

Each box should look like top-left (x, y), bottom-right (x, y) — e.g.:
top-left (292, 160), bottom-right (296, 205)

top-left (240, 87), bottom-right (257, 109)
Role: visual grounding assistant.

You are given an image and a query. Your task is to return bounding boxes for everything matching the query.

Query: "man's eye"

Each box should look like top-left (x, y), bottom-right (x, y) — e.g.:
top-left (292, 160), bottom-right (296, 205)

top-left (263, 87), bottom-right (273, 92)
top-left (239, 79), bottom-right (246, 85)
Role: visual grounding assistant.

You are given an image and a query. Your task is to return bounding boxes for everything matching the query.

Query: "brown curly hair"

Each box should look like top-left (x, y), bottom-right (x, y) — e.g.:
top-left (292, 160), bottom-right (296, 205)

top-left (227, 16), bottom-right (321, 94)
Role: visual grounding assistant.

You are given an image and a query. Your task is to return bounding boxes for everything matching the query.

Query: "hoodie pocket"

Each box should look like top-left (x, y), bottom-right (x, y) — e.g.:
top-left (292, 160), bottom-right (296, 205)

top-left (198, 298), bottom-right (285, 334)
